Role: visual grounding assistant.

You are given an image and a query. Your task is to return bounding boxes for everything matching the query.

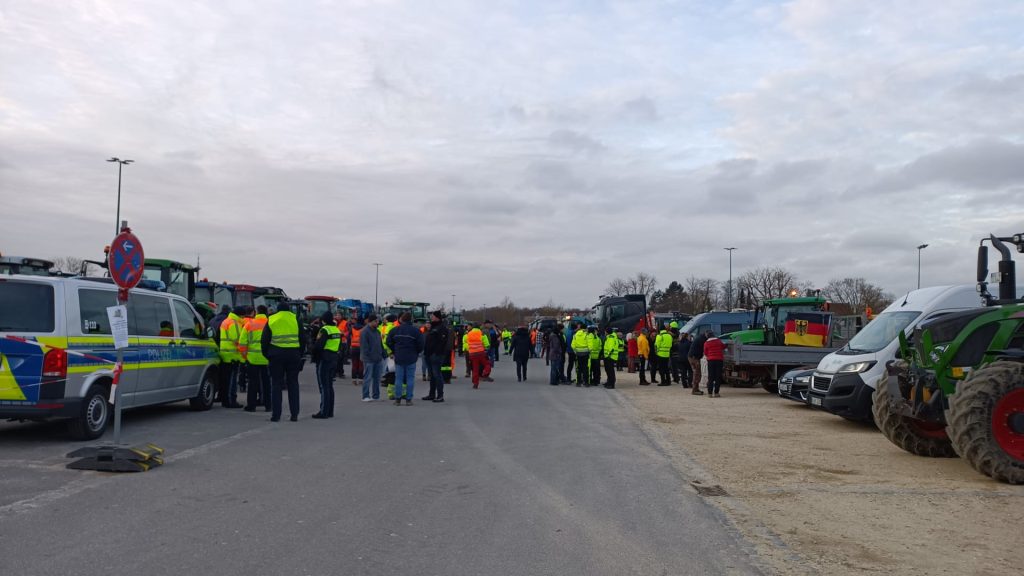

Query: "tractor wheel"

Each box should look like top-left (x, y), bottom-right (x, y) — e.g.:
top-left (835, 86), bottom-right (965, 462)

top-left (948, 361), bottom-right (1024, 484)
top-left (872, 373), bottom-right (957, 458)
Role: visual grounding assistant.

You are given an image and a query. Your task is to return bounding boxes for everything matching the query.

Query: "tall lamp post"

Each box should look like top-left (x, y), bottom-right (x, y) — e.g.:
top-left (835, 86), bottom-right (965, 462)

top-left (916, 244), bottom-right (928, 289)
top-left (107, 157), bottom-right (134, 235)
top-left (724, 247), bottom-right (737, 309)
top-left (373, 263), bottom-right (382, 311)
top-left (451, 294), bottom-right (456, 314)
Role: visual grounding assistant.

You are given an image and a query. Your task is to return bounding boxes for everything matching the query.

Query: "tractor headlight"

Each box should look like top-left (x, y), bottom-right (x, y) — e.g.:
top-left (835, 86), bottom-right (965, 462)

top-left (837, 361), bottom-right (876, 374)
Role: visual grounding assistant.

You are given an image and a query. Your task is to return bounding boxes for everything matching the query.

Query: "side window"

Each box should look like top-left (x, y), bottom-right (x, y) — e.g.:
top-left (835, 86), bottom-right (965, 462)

top-left (78, 289), bottom-right (116, 335)
top-left (173, 299), bottom-right (203, 338)
top-left (131, 294), bottom-right (172, 337)
top-left (720, 323), bottom-right (742, 334)
top-left (696, 324), bottom-right (711, 335)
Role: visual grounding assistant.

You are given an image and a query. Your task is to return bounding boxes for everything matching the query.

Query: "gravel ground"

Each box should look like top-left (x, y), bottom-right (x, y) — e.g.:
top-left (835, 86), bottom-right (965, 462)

top-left (616, 372), bottom-right (1024, 576)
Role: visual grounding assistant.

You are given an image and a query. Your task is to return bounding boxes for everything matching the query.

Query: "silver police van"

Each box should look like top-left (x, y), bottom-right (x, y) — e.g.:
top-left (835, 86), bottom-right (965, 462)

top-left (0, 274), bottom-right (220, 439)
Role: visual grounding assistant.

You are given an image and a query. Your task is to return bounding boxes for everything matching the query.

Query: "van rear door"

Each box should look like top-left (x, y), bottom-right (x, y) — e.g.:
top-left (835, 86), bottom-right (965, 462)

top-left (0, 279), bottom-right (61, 404)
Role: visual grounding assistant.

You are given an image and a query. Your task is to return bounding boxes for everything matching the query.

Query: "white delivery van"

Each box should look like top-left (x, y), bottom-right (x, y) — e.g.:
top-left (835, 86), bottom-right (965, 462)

top-left (808, 285), bottom-right (983, 422)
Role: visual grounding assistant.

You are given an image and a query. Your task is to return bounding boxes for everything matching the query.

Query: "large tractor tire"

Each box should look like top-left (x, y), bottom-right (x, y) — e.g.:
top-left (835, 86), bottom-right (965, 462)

top-left (948, 361), bottom-right (1024, 484)
top-left (872, 374), bottom-right (957, 458)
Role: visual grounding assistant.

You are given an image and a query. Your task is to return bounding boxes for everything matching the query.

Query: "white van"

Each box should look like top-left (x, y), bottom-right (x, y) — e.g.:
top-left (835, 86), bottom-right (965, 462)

top-left (808, 285), bottom-right (983, 421)
top-left (0, 275), bottom-right (220, 439)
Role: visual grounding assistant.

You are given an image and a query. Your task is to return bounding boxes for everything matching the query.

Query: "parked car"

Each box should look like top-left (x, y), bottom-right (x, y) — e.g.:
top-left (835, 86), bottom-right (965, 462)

top-left (777, 367), bottom-right (814, 404)
top-left (0, 275), bottom-right (220, 440)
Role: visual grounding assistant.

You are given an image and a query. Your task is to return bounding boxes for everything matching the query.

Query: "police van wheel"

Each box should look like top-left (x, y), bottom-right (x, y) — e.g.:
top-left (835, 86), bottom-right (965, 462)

top-left (189, 371), bottom-right (216, 411)
top-left (68, 384), bottom-right (110, 441)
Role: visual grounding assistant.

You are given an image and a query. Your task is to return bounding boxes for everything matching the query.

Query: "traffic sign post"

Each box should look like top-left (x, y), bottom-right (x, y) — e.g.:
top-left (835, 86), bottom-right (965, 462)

top-left (67, 222), bottom-right (164, 472)
top-left (106, 225), bottom-right (144, 446)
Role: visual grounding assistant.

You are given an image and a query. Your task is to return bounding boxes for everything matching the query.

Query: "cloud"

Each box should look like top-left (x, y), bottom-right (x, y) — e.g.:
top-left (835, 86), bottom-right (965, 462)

top-left (547, 129), bottom-right (606, 155)
top-left (1, 0), bottom-right (1022, 307)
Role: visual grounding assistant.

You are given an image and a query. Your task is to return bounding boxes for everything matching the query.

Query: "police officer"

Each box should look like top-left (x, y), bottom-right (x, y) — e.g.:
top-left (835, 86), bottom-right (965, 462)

top-left (262, 302), bottom-right (307, 422)
top-left (603, 329), bottom-right (621, 389)
top-left (312, 311), bottom-right (341, 419)
top-left (570, 323), bottom-right (591, 387)
top-left (587, 326), bottom-right (602, 386)
top-left (219, 306), bottom-right (245, 408)
top-left (654, 325), bottom-right (673, 386)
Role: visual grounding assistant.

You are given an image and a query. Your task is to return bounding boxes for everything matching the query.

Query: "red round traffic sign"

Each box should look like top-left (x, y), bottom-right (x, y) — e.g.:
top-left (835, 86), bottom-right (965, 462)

top-left (108, 229), bottom-right (145, 290)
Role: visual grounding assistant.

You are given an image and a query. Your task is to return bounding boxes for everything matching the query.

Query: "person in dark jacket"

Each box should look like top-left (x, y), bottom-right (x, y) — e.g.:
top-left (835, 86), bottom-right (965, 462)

top-left (676, 332), bottom-right (693, 388)
top-left (688, 331), bottom-right (707, 395)
top-left (548, 324), bottom-right (565, 385)
top-left (508, 326), bottom-right (532, 382)
top-left (422, 311), bottom-right (450, 402)
top-left (262, 302), bottom-right (308, 422)
top-left (386, 312), bottom-right (424, 405)
top-left (311, 311), bottom-right (341, 419)
top-left (360, 315), bottom-right (384, 401)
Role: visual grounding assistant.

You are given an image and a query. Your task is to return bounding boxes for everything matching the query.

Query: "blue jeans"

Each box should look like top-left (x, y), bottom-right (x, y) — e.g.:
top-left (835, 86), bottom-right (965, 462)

top-left (362, 359), bottom-right (383, 400)
top-left (394, 363), bottom-right (416, 400)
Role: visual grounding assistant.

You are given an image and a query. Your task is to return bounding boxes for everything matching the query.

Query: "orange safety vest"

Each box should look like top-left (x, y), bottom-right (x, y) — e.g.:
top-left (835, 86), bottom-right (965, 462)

top-left (467, 329), bottom-right (486, 354)
top-left (530, 330), bottom-right (537, 345)
top-left (350, 326), bottom-right (361, 347)
top-left (337, 319), bottom-right (349, 343)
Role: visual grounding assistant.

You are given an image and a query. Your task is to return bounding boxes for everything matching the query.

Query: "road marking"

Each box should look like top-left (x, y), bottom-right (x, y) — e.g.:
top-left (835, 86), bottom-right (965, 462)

top-left (0, 425), bottom-right (270, 518)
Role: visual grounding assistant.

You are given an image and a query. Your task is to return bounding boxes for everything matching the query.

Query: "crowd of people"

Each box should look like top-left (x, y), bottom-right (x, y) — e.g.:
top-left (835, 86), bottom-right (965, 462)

top-left (209, 304), bottom-right (730, 422)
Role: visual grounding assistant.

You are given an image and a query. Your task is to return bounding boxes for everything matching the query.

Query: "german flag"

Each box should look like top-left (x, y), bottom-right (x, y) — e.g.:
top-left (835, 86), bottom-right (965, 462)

top-left (783, 312), bottom-right (830, 347)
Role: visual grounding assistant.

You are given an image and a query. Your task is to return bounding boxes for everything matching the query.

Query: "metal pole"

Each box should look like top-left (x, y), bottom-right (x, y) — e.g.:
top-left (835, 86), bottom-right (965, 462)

top-left (452, 294), bottom-right (456, 313)
top-left (373, 263), bottom-right (381, 311)
top-left (916, 244), bottom-right (928, 289)
top-left (724, 247), bottom-right (736, 309)
top-left (115, 162), bottom-right (123, 236)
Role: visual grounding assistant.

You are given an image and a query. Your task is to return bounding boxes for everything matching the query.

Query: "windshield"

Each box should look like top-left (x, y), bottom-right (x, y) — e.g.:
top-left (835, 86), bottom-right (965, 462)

top-left (679, 315), bottom-right (703, 335)
top-left (213, 287), bottom-right (233, 309)
top-left (234, 290), bottom-right (254, 307)
top-left (195, 286), bottom-right (213, 303)
top-left (310, 300), bottom-right (331, 317)
top-left (842, 311), bottom-right (920, 354)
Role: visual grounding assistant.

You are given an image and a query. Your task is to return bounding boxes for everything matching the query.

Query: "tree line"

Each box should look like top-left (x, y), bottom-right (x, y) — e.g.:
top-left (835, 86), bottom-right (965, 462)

top-left (605, 268), bottom-right (893, 316)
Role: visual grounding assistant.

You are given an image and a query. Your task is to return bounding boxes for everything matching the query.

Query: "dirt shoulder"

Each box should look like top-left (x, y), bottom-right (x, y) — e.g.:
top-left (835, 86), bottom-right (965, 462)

top-left (617, 375), bottom-right (1024, 576)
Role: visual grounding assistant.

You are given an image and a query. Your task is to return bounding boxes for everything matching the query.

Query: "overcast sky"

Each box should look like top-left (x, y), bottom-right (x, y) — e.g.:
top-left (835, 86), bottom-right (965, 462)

top-left (2, 0), bottom-right (1022, 309)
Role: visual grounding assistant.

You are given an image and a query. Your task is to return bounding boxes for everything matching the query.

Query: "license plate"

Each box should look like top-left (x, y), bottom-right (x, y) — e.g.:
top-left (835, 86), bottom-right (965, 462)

top-left (810, 396), bottom-right (822, 406)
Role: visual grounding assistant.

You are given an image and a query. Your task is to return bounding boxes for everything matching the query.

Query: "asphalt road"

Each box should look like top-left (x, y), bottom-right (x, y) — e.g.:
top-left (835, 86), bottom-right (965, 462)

top-left (0, 355), bottom-right (763, 576)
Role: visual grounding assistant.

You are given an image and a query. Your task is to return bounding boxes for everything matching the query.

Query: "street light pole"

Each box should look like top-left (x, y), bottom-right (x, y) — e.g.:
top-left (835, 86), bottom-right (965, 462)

top-left (373, 263), bottom-right (382, 312)
top-left (724, 247), bottom-right (737, 309)
top-left (916, 244), bottom-right (929, 289)
top-left (107, 157), bottom-right (134, 235)
top-left (451, 294), bottom-right (456, 314)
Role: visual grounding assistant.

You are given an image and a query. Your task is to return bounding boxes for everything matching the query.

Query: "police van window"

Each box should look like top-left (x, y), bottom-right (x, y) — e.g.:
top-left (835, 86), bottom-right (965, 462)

top-left (0, 282), bottom-right (55, 333)
top-left (131, 294), bottom-right (172, 337)
top-left (173, 299), bottom-right (202, 338)
top-left (78, 289), bottom-right (116, 334)
top-left (720, 323), bottom-right (742, 334)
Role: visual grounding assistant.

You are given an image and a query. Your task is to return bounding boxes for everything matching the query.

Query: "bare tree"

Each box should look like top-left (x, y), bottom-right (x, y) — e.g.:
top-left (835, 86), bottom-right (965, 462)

top-left (736, 266), bottom-right (799, 302)
top-left (684, 276), bottom-right (719, 313)
top-left (604, 277), bottom-right (630, 297)
top-left (822, 277), bottom-right (894, 314)
top-left (50, 256), bottom-right (98, 276)
top-left (605, 272), bottom-right (659, 300)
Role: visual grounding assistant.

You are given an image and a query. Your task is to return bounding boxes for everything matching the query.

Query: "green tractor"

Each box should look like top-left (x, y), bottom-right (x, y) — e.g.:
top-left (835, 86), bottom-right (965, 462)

top-left (873, 232), bottom-right (1024, 483)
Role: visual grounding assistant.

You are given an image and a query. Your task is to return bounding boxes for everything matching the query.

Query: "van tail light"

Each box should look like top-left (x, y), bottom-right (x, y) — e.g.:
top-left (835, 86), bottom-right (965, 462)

top-left (42, 348), bottom-right (68, 380)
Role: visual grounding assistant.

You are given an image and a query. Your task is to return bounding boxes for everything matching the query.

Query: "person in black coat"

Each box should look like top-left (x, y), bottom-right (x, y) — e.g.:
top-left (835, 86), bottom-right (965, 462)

top-left (422, 311), bottom-right (451, 402)
top-left (508, 326), bottom-right (532, 382)
top-left (675, 332), bottom-right (693, 388)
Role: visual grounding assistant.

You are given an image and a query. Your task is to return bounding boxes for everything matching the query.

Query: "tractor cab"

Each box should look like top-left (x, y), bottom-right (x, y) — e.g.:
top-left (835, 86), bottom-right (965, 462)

top-left (726, 296), bottom-right (831, 346)
top-left (0, 255), bottom-right (55, 276)
top-left (142, 259), bottom-right (198, 301)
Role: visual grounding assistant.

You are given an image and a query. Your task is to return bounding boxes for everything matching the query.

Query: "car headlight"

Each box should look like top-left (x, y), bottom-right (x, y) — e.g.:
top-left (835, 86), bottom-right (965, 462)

top-left (795, 375), bottom-right (811, 383)
top-left (837, 361), bottom-right (876, 374)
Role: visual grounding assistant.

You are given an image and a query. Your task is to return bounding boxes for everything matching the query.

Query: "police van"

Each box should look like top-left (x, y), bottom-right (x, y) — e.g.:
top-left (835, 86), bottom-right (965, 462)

top-left (0, 275), bottom-right (220, 439)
